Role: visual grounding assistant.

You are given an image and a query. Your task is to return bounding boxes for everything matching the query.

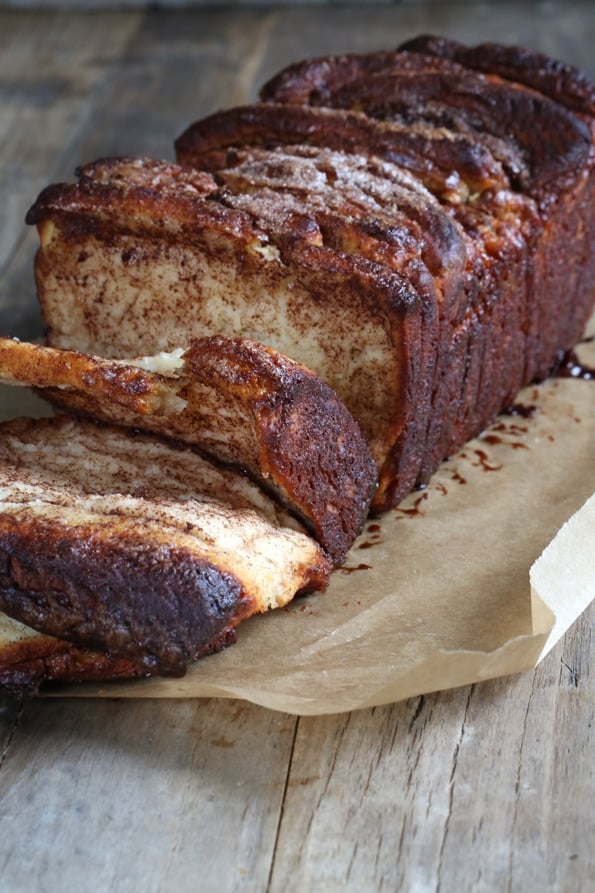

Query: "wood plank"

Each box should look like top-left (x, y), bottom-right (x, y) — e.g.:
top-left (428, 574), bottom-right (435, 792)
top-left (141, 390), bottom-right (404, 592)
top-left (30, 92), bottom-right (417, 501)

top-left (269, 607), bottom-right (594, 891)
top-left (0, 11), bottom-right (143, 273)
top-left (0, 11), bottom-right (143, 339)
top-left (270, 687), bottom-right (474, 891)
top-left (0, 697), bottom-right (297, 892)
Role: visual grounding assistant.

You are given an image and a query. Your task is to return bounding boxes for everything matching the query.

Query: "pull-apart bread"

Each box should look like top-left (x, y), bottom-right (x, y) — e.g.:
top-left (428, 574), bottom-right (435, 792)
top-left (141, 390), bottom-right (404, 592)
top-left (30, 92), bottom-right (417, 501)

top-left (0, 417), bottom-right (331, 696)
top-left (0, 335), bottom-right (377, 566)
top-left (256, 38), bottom-right (595, 384)
top-left (8, 37), bottom-right (594, 697)
top-left (27, 39), bottom-right (595, 514)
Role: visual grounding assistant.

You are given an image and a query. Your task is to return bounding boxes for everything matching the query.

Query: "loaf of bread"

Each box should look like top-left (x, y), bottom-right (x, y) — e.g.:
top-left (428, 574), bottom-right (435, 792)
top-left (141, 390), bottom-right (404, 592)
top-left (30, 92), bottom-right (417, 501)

top-left (0, 416), bottom-right (331, 695)
top-left (7, 37), bottom-right (593, 696)
top-left (27, 38), bottom-right (595, 514)
top-left (0, 335), bottom-right (377, 565)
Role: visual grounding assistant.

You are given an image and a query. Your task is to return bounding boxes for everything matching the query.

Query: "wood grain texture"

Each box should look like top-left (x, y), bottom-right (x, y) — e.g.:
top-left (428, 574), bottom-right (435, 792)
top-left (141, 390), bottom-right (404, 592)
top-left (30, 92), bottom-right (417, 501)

top-left (0, 698), bottom-right (297, 892)
top-left (269, 622), bottom-right (593, 893)
top-left (0, 4), bottom-right (593, 891)
top-left (0, 11), bottom-right (144, 338)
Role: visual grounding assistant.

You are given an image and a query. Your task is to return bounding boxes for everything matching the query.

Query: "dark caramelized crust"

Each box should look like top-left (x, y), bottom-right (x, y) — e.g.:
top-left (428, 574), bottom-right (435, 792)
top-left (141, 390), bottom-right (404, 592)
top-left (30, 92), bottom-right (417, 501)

top-left (175, 103), bottom-right (508, 201)
top-left (0, 634), bottom-right (146, 700)
top-left (259, 49), bottom-right (420, 105)
top-left (0, 522), bottom-right (250, 676)
top-left (0, 335), bottom-right (378, 565)
top-left (399, 35), bottom-right (595, 116)
top-left (181, 337), bottom-right (378, 559)
top-left (0, 417), bottom-right (331, 679)
top-left (394, 37), bottom-right (595, 382)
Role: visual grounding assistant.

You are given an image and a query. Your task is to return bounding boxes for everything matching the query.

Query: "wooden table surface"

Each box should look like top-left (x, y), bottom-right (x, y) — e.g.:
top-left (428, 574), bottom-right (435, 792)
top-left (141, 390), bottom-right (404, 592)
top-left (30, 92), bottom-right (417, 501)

top-left (0, 4), bottom-right (593, 891)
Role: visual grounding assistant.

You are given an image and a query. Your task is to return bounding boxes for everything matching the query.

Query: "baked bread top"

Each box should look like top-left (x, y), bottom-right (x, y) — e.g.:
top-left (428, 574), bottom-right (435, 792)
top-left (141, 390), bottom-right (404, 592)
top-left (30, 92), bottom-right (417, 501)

top-left (258, 45), bottom-right (593, 210)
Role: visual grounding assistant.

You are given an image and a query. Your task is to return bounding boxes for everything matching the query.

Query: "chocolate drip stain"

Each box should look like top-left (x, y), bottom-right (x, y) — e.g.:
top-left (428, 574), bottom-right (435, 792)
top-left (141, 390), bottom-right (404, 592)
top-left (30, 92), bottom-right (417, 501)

top-left (339, 563), bottom-right (372, 574)
top-left (491, 421), bottom-right (529, 435)
top-left (502, 403), bottom-right (539, 418)
top-left (481, 433), bottom-right (529, 451)
top-left (396, 492), bottom-right (429, 517)
top-left (471, 448), bottom-right (503, 471)
top-left (554, 349), bottom-right (595, 381)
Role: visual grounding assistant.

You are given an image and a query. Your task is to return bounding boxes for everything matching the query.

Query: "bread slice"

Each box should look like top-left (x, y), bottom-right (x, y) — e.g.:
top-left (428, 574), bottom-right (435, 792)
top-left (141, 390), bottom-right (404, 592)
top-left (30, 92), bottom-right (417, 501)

top-left (0, 416), bottom-right (331, 693)
top-left (0, 335), bottom-right (377, 565)
top-left (398, 35), bottom-right (595, 116)
top-left (0, 613), bottom-right (145, 699)
top-left (258, 45), bottom-right (591, 204)
top-left (26, 156), bottom-right (424, 511)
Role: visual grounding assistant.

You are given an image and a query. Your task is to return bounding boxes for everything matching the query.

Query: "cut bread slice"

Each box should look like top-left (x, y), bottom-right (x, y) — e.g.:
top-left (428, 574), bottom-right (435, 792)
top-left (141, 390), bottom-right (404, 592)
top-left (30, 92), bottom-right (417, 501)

top-left (398, 35), bottom-right (595, 116)
top-left (26, 156), bottom-right (424, 512)
top-left (0, 335), bottom-right (377, 565)
top-left (0, 416), bottom-right (331, 692)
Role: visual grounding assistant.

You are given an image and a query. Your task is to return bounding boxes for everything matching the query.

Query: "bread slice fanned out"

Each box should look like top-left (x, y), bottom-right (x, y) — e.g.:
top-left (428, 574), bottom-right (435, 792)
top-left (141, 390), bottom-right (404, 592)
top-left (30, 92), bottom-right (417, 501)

top-left (0, 335), bottom-right (377, 565)
top-left (0, 416), bottom-right (331, 694)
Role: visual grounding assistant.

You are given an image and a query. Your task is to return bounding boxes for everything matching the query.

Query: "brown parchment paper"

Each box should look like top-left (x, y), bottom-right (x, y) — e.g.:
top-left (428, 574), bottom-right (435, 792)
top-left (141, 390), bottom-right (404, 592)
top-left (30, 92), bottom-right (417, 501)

top-left (1, 328), bottom-right (593, 715)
